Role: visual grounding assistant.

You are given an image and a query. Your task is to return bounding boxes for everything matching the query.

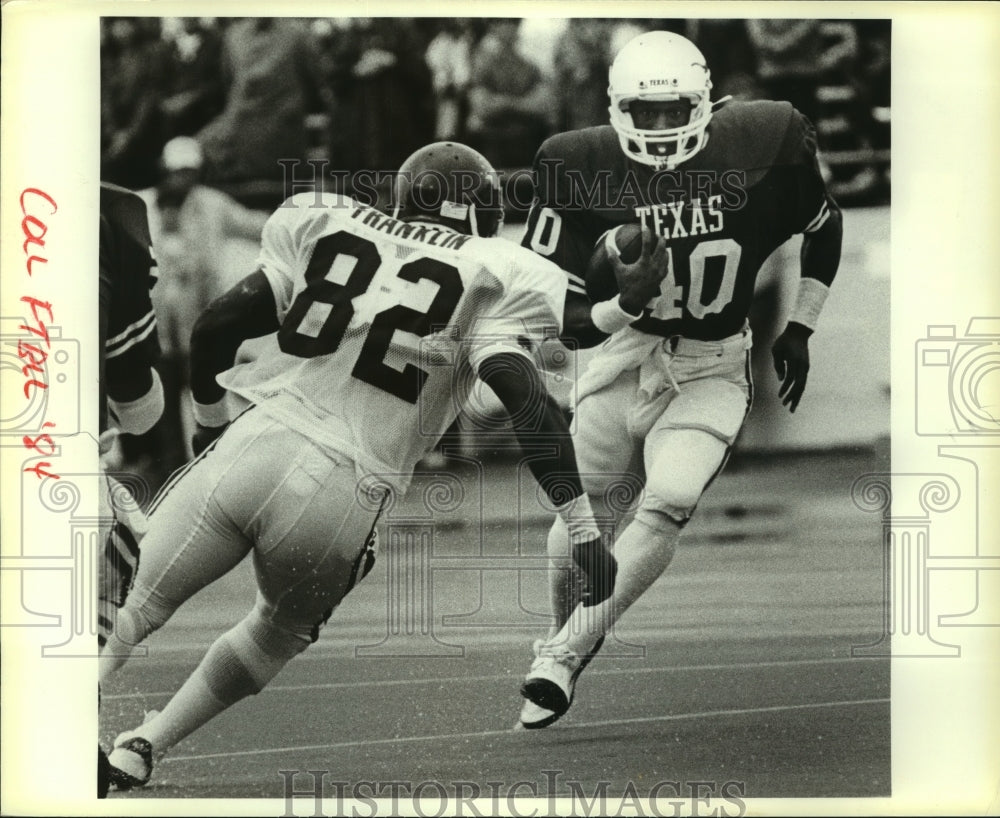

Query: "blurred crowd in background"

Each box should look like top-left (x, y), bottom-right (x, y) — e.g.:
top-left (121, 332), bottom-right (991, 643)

top-left (102, 16), bottom-right (891, 492)
top-left (103, 16), bottom-right (891, 208)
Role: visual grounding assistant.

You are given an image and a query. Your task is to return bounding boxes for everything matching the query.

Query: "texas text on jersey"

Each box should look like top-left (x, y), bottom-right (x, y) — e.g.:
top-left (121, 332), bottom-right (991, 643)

top-left (218, 191), bottom-right (568, 491)
top-left (522, 100), bottom-right (833, 342)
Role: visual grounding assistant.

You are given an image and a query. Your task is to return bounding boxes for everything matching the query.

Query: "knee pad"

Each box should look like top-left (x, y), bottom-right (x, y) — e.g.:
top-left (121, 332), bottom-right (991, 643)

top-left (632, 507), bottom-right (684, 542)
top-left (641, 477), bottom-right (703, 526)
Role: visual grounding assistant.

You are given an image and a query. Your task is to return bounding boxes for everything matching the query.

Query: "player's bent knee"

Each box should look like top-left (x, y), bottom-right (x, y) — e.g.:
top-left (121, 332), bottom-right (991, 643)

top-left (642, 476), bottom-right (706, 525)
top-left (108, 606), bottom-right (150, 653)
top-left (247, 606), bottom-right (313, 662)
top-left (203, 610), bottom-right (311, 703)
top-left (635, 499), bottom-right (691, 531)
top-left (634, 505), bottom-right (682, 531)
top-left (112, 584), bottom-right (175, 648)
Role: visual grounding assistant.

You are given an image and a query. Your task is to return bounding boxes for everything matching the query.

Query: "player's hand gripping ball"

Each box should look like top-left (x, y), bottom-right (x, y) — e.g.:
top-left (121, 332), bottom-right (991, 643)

top-left (585, 223), bottom-right (667, 313)
top-left (584, 223), bottom-right (644, 302)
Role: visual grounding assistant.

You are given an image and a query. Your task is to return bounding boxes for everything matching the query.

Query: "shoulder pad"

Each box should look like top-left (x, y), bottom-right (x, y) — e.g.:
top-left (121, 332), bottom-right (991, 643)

top-left (698, 100), bottom-right (799, 172)
top-left (536, 126), bottom-right (622, 173)
top-left (275, 190), bottom-right (355, 212)
top-left (100, 181), bottom-right (149, 219)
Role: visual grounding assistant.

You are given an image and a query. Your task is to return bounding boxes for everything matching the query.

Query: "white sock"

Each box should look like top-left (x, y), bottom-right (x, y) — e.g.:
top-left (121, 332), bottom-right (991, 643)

top-left (551, 511), bottom-right (681, 656)
top-left (138, 611), bottom-right (309, 754)
top-left (139, 673), bottom-right (228, 755)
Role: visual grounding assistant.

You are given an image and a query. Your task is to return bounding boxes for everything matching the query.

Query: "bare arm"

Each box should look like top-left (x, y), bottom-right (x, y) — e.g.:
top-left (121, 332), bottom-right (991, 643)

top-left (478, 350), bottom-right (617, 605)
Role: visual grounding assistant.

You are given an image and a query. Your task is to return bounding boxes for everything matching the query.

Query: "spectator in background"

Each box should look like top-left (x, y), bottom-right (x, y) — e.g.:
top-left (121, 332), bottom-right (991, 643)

top-left (466, 18), bottom-right (555, 169)
top-left (745, 19), bottom-right (824, 127)
top-left (425, 19), bottom-right (476, 141)
top-left (101, 18), bottom-right (167, 190)
top-left (158, 17), bottom-right (226, 141)
top-left (815, 21), bottom-right (882, 201)
top-left (855, 20), bottom-right (891, 153)
top-left (139, 136), bottom-right (269, 474)
top-left (690, 19), bottom-right (761, 101)
top-left (197, 18), bottom-right (332, 192)
top-left (552, 19), bottom-right (612, 132)
top-left (326, 18), bottom-right (436, 194)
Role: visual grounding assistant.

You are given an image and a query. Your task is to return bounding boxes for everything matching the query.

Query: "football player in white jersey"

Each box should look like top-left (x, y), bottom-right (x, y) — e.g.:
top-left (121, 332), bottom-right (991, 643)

top-left (98, 142), bottom-right (621, 790)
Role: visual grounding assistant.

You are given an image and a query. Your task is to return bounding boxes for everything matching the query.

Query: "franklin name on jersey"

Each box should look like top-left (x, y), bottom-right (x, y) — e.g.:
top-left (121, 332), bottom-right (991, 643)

top-left (523, 100), bottom-right (833, 342)
top-left (218, 192), bottom-right (566, 491)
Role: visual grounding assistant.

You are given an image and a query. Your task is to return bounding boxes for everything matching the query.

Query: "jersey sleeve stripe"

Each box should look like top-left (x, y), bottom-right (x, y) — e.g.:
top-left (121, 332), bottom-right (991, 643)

top-left (105, 312), bottom-right (157, 359)
top-left (803, 200), bottom-right (830, 233)
top-left (566, 271), bottom-right (587, 295)
top-left (106, 310), bottom-right (155, 349)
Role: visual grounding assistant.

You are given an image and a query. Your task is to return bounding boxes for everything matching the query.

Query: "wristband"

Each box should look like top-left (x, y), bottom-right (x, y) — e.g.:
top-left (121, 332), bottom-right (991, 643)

top-left (591, 296), bottom-right (642, 335)
top-left (788, 277), bottom-right (830, 331)
top-left (555, 493), bottom-right (601, 543)
top-left (108, 369), bottom-right (164, 435)
top-left (192, 396), bottom-right (230, 428)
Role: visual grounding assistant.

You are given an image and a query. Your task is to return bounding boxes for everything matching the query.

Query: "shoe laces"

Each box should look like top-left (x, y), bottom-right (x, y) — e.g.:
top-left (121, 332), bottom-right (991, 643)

top-left (534, 643), bottom-right (580, 670)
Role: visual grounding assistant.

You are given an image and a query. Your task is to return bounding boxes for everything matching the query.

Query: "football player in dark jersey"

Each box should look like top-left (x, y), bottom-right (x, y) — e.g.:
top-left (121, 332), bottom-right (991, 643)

top-left (98, 182), bottom-right (164, 796)
top-left (516, 30), bottom-right (843, 728)
top-left (100, 182), bottom-right (163, 439)
top-left (98, 181), bottom-right (164, 649)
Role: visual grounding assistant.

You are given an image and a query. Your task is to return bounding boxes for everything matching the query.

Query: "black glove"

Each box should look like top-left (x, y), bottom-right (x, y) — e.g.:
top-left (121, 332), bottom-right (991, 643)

top-left (192, 421), bottom-right (228, 457)
top-left (771, 321), bottom-right (812, 413)
top-left (572, 535), bottom-right (618, 607)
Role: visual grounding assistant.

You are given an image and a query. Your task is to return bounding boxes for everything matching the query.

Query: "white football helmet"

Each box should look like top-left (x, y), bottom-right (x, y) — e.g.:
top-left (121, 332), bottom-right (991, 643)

top-left (608, 31), bottom-right (717, 169)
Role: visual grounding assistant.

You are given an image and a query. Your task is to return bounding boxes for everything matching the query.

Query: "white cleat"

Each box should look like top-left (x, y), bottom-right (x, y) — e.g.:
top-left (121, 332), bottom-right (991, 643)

top-left (517, 636), bottom-right (605, 727)
top-left (520, 644), bottom-right (581, 717)
top-left (514, 640), bottom-right (559, 730)
top-left (517, 698), bottom-right (561, 730)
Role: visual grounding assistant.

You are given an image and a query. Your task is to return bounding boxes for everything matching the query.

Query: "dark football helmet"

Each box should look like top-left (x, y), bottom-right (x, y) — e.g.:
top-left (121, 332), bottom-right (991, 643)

top-left (393, 142), bottom-right (504, 238)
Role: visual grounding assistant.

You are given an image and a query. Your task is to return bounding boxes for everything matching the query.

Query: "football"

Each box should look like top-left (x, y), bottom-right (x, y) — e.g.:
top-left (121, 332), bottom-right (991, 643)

top-left (584, 223), bottom-right (644, 302)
